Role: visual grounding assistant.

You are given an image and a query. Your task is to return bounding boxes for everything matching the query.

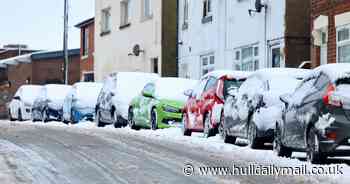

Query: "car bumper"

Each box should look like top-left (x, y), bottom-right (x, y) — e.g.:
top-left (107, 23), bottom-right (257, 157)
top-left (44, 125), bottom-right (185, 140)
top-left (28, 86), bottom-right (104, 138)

top-left (157, 111), bottom-right (183, 128)
top-left (71, 108), bottom-right (95, 122)
top-left (256, 128), bottom-right (274, 143)
top-left (319, 118), bottom-right (350, 156)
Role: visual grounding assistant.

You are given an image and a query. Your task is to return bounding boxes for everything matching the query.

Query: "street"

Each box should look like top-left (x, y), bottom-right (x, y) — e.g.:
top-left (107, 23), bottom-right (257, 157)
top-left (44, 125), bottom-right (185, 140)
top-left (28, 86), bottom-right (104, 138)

top-left (0, 121), bottom-right (348, 184)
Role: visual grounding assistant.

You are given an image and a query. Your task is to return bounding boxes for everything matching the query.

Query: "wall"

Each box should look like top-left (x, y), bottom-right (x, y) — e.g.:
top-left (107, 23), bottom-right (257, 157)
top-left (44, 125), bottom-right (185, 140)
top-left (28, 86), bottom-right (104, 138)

top-left (80, 22), bottom-right (95, 80)
top-left (178, 0), bottom-right (223, 79)
top-left (95, 0), bottom-right (163, 81)
top-left (311, 0), bottom-right (350, 67)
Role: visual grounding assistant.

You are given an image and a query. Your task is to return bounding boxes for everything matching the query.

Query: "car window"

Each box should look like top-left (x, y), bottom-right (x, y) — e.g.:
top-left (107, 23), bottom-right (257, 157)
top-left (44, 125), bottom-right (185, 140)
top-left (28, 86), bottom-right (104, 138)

top-left (239, 77), bottom-right (263, 98)
top-left (204, 77), bottom-right (217, 91)
top-left (193, 77), bottom-right (208, 98)
top-left (290, 77), bottom-right (317, 106)
top-left (314, 73), bottom-right (330, 91)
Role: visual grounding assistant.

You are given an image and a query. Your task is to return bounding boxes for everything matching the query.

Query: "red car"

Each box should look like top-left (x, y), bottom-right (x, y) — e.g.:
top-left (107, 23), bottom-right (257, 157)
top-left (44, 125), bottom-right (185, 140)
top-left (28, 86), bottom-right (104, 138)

top-left (182, 70), bottom-right (251, 137)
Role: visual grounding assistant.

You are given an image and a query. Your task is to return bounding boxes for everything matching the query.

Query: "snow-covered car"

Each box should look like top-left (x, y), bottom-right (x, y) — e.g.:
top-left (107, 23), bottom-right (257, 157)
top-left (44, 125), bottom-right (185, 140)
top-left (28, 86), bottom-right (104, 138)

top-left (95, 72), bottom-right (159, 128)
top-left (223, 68), bottom-right (309, 148)
top-left (275, 64), bottom-right (350, 164)
top-left (128, 77), bottom-right (198, 130)
top-left (8, 85), bottom-right (43, 121)
top-left (32, 84), bottom-right (72, 122)
top-left (182, 70), bottom-right (251, 138)
top-left (63, 82), bottom-right (103, 124)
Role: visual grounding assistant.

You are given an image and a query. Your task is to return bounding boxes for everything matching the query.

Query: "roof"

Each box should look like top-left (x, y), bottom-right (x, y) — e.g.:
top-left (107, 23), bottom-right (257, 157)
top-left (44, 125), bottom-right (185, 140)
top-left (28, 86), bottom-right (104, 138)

top-left (75, 17), bottom-right (94, 28)
top-left (252, 68), bottom-right (310, 80)
top-left (314, 63), bottom-right (350, 82)
top-left (0, 49), bottom-right (80, 68)
top-left (31, 49), bottom-right (80, 60)
top-left (203, 70), bottom-right (252, 80)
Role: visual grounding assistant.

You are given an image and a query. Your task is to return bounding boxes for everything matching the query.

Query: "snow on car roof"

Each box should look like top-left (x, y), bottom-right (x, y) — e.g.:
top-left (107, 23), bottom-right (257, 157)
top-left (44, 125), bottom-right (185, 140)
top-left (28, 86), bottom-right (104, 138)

top-left (44, 84), bottom-right (72, 100)
top-left (251, 68), bottom-right (310, 80)
top-left (203, 70), bottom-right (252, 80)
top-left (154, 77), bottom-right (198, 102)
top-left (314, 63), bottom-right (350, 82)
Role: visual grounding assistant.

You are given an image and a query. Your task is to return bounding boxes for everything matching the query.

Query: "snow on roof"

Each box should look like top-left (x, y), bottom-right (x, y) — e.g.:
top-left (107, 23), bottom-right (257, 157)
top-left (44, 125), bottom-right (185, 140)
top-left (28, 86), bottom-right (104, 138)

top-left (203, 70), bottom-right (252, 80)
top-left (0, 54), bottom-right (32, 67)
top-left (252, 68), bottom-right (310, 80)
top-left (314, 63), bottom-right (350, 81)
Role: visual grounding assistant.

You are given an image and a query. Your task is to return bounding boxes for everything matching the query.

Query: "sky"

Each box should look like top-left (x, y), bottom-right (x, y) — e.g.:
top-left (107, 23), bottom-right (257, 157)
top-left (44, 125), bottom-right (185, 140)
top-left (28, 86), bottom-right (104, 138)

top-left (0, 0), bottom-right (94, 51)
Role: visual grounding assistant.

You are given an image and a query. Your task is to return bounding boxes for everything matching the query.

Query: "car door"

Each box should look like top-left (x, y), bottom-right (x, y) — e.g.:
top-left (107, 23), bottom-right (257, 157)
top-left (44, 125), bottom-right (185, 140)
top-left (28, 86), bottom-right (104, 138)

top-left (187, 77), bottom-right (208, 130)
top-left (101, 77), bottom-right (117, 121)
top-left (138, 83), bottom-right (156, 126)
top-left (201, 77), bottom-right (218, 126)
top-left (283, 77), bottom-right (317, 149)
top-left (63, 89), bottom-right (74, 121)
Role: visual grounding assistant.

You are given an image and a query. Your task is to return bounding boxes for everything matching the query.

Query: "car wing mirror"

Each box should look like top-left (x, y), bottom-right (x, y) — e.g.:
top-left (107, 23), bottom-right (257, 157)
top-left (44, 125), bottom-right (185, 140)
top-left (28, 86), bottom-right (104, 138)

top-left (13, 96), bottom-right (21, 100)
top-left (280, 94), bottom-right (291, 105)
top-left (183, 89), bottom-right (193, 97)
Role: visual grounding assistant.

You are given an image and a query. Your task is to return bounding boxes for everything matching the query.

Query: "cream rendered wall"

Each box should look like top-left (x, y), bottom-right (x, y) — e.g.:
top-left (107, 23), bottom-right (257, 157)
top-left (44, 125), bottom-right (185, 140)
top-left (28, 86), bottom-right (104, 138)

top-left (95, 0), bottom-right (162, 81)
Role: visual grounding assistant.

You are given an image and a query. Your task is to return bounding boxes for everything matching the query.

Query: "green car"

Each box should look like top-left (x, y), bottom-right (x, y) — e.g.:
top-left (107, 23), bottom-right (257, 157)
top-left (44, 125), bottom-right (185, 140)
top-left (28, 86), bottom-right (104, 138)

top-left (128, 77), bottom-right (198, 130)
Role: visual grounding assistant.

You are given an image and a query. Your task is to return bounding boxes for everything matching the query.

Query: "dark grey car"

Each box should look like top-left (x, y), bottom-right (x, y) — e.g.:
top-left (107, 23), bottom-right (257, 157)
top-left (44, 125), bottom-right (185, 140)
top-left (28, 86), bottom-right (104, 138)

top-left (275, 63), bottom-right (350, 164)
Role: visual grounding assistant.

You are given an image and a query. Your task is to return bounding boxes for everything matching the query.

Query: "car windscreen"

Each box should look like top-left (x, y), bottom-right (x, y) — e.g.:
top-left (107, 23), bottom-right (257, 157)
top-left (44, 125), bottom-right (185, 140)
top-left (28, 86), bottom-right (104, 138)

top-left (223, 79), bottom-right (245, 97)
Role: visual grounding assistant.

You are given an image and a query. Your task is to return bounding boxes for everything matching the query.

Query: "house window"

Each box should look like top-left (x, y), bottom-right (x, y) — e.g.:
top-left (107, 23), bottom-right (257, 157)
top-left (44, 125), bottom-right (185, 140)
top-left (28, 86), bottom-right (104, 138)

top-left (320, 30), bottom-right (328, 65)
top-left (83, 72), bottom-right (94, 82)
top-left (120, 0), bottom-right (131, 27)
top-left (101, 8), bottom-right (111, 35)
top-left (152, 58), bottom-right (158, 74)
top-left (183, 0), bottom-right (189, 29)
top-left (272, 48), bottom-right (281, 67)
top-left (337, 26), bottom-right (350, 63)
top-left (236, 46), bottom-right (259, 71)
top-left (202, 0), bottom-right (212, 24)
top-left (201, 54), bottom-right (215, 76)
top-left (142, 0), bottom-right (152, 19)
top-left (82, 28), bottom-right (89, 56)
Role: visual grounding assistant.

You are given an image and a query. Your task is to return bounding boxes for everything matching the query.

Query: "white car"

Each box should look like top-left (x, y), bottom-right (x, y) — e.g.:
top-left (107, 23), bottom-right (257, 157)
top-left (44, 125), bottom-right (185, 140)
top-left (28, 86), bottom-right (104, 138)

top-left (8, 85), bottom-right (43, 121)
top-left (63, 82), bottom-right (103, 123)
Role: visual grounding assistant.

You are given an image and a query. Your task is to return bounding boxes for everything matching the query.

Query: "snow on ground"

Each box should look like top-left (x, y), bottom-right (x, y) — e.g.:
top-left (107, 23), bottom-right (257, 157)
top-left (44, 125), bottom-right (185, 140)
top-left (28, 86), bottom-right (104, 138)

top-left (4, 120), bottom-right (350, 182)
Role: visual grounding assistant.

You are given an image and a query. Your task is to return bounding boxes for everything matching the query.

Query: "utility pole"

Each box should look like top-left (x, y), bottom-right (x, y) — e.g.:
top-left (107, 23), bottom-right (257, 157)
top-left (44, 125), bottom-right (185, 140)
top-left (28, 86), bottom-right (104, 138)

top-left (63, 0), bottom-right (69, 84)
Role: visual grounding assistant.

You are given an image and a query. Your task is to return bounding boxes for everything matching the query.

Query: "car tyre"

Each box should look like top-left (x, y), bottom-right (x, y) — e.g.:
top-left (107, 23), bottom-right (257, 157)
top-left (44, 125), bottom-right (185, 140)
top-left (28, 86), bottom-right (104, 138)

top-left (151, 108), bottom-right (158, 130)
top-left (182, 113), bottom-right (192, 136)
top-left (95, 109), bottom-right (107, 127)
top-left (248, 119), bottom-right (263, 149)
top-left (9, 110), bottom-right (15, 121)
top-left (307, 127), bottom-right (327, 164)
top-left (113, 110), bottom-right (122, 129)
top-left (273, 124), bottom-right (292, 158)
top-left (42, 109), bottom-right (49, 123)
top-left (18, 109), bottom-right (23, 121)
top-left (218, 112), bottom-right (225, 138)
top-left (128, 107), bottom-right (139, 130)
top-left (203, 113), bottom-right (215, 138)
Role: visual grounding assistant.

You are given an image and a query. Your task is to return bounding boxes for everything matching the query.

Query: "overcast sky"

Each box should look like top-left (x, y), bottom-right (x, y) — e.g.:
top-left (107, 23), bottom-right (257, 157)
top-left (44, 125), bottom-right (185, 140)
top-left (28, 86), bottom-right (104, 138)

top-left (0, 0), bottom-right (94, 50)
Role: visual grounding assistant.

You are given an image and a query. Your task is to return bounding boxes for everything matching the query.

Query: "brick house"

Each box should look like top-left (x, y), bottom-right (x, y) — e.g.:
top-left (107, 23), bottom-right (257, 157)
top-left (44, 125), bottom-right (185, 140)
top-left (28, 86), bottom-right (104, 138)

top-left (0, 49), bottom-right (80, 118)
top-left (311, 0), bottom-right (350, 67)
top-left (75, 18), bottom-right (95, 82)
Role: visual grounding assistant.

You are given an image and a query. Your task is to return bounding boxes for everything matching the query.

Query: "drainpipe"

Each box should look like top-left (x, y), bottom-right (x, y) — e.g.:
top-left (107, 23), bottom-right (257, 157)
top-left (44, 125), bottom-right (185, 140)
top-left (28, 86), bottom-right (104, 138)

top-left (176, 0), bottom-right (179, 77)
top-left (264, 3), bottom-right (268, 68)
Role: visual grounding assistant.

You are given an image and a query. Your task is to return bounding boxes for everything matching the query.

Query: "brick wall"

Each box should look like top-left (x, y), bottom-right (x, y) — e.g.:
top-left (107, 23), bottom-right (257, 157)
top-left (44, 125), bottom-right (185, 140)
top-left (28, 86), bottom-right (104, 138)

top-left (79, 22), bottom-right (95, 80)
top-left (311, 0), bottom-right (350, 67)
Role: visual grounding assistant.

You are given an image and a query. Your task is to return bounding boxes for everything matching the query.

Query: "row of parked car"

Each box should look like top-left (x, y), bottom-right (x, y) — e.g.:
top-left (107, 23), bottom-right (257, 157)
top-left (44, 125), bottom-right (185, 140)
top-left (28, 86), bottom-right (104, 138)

top-left (7, 63), bottom-right (350, 164)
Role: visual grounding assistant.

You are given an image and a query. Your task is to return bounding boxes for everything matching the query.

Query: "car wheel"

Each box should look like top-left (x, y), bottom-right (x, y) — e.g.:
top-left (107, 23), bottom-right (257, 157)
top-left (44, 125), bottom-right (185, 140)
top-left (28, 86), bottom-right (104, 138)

top-left (248, 119), bottom-right (262, 149)
top-left (18, 109), bottom-right (23, 121)
top-left (128, 107), bottom-right (138, 130)
top-left (9, 110), bottom-right (15, 121)
top-left (182, 113), bottom-right (192, 136)
top-left (151, 108), bottom-right (158, 130)
top-left (307, 127), bottom-right (327, 164)
top-left (218, 112), bottom-right (225, 138)
top-left (42, 109), bottom-right (49, 123)
top-left (96, 109), bottom-right (106, 128)
top-left (113, 110), bottom-right (122, 128)
top-left (203, 113), bottom-right (215, 138)
top-left (273, 124), bottom-right (292, 158)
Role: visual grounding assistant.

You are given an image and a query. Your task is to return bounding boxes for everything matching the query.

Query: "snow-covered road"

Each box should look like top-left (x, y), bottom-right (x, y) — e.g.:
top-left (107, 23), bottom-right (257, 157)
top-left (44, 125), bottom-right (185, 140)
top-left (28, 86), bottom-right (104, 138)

top-left (0, 120), bottom-right (349, 184)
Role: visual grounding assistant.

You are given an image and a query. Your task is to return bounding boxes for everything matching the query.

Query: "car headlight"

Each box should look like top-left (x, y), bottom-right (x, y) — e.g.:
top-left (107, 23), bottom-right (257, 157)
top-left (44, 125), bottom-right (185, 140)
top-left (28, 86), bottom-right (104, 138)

top-left (163, 105), bottom-right (179, 113)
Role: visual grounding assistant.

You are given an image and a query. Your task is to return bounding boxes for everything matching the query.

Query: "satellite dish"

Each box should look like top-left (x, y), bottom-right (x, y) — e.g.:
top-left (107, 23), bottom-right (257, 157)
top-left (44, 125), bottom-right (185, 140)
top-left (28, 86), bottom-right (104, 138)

top-left (255, 0), bottom-right (264, 13)
top-left (132, 44), bottom-right (143, 56)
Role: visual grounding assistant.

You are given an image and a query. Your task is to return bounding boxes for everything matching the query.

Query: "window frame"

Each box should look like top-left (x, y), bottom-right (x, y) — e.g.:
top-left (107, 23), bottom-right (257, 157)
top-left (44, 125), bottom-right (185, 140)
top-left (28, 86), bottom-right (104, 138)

top-left (201, 54), bottom-right (215, 76)
top-left (82, 27), bottom-right (89, 57)
top-left (336, 24), bottom-right (350, 63)
top-left (141, 0), bottom-right (153, 21)
top-left (101, 7), bottom-right (111, 36)
top-left (235, 45), bottom-right (259, 71)
top-left (120, 0), bottom-right (131, 29)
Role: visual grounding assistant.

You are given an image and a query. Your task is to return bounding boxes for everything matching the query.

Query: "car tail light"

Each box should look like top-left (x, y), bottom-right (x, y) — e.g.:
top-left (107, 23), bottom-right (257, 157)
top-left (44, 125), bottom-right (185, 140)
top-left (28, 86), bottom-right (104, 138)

top-left (323, 84), bottom-right (342, 107)
top-left (326, 131), bottom-right (337, 141)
